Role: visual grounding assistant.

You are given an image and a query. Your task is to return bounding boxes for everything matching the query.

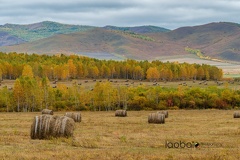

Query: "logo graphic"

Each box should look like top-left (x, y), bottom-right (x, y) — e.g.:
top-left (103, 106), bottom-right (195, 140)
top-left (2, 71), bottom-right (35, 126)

top-left (165, 141), bottom-right (200, 148)
top-left (165, 140), bottom-right (222, 148)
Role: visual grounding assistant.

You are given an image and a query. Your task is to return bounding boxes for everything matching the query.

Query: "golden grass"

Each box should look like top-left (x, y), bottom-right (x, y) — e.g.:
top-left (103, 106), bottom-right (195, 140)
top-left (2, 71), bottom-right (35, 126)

top-left (0, 110), bottom-right (240, 160)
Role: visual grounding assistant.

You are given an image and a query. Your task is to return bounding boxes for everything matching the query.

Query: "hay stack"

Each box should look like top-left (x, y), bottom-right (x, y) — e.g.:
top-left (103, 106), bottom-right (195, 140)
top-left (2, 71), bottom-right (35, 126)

top-left (42, 109), bottom-right (53, 115)
top-left (65, 112), bottom-right (81, 122)
top-left (51, 116), bottom-right (75, 138)
top-left (233, 111), bottom-right (240, 118)
top-left (115, 110), bottom-right (127, 117)
top-left (156, 110), bottom-right (168, 118)
top-left (148, 113), bottom-right (165, 124)
top-left (30, 115), bottom-right (75, 139)
top-left (30, 115), bottom-right (57, 139)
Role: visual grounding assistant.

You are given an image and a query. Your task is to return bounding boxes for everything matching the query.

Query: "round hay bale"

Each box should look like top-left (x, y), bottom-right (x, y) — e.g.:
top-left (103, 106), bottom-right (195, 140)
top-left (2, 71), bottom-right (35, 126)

top-left (42, 109), bottom-right (53, 115)
top-left (30, 115), bottom-right (57, 139)
top-left (65, 112), bottom-right (81, 122)
top-left (233, 111), bottom-right (240, 118)
top-left (30, 115), bottom-right (75, 139)
top-left (148, 113), bottom-right (165, 124)
top-left (115, 110), bottom-right (127, 117)
top-left (156, 111), bottom-right (168, 118)
top-left (52, 116), bottom-right (75, 138)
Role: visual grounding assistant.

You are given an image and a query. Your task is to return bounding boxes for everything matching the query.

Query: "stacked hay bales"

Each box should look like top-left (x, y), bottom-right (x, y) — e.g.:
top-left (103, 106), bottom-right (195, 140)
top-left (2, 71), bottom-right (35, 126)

top-left (115, 110), bottom-right (127, 117)
top-left (233, 111), bottom-right (240, 118)
top-left (156, 110), bottom-right (168, 118)
top-left (42, 109), bottom-right (53, 115)
top-left (148, 113), bottom-right (165, 124)
top-left (65, 112), bottom-right (81, 122)
top-left (30, 115), bottom-right (75, 139)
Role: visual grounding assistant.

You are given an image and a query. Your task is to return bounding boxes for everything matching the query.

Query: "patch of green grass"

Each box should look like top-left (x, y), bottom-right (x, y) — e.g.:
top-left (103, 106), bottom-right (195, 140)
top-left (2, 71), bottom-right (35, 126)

top-left (223, 74), bottom-right (240, 78)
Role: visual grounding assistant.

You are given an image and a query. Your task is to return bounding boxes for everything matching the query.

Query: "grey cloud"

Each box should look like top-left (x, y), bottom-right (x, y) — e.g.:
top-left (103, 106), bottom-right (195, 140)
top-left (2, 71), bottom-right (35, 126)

top-left (0, 0), bottom-right (240, 29)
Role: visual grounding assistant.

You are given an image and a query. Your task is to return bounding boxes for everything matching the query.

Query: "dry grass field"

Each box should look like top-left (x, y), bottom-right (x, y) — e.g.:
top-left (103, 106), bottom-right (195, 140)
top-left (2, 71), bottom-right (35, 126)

top-left (1, 79), bottom-right (240, 91)
top-left (0, 110), bottom-right (239, 160)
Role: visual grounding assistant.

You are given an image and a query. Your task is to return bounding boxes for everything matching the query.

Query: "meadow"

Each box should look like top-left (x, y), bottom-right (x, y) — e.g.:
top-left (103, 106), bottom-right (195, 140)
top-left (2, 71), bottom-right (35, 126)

top-left (1, 78), bottom-right (240, 90)
top-left (0, 110), bottom-right (239, 160)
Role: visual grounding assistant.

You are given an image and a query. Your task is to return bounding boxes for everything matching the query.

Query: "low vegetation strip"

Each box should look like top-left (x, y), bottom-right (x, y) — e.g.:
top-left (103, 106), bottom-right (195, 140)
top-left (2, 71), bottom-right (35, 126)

top-left (0, 79), bottom-right (240, 112)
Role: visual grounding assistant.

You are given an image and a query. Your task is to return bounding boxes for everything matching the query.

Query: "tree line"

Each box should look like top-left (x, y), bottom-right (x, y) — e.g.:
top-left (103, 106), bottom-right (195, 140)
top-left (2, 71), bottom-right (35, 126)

top-left (0, 79), bottom-right (239, 112)
top-left (0, 52), bottom-right (223, 81)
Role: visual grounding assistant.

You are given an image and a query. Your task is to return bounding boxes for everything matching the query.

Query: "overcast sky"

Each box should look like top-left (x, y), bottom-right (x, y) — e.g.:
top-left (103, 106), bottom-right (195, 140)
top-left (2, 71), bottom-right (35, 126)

top-left (0, 0), bottom-right (240, 29)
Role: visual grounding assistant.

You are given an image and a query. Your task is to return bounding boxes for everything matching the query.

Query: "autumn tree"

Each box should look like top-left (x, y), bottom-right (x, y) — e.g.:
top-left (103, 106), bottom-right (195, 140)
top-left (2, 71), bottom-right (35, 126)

top-left (146, 67), bottom-right (160, 81)
top-left (40, 77), bottom-right (50, 109)
top-left (100, 64), bottom-right (110, 78)
top-left (22, 65), bottom-right (34, 78)
top-left (179, 65), bottom-right (188, 80)
top-left (61, 64), bottom-right (69, 80)
top-left (13, 79), bottom-right (23, 112)
top-left (133, 66), bottom-right (144, 80)
top-left (68, 59), bottom-right (77, 79)
top-left (76, 62), bottom-right (84, 78)
top-left (89, 65), bottom-right (99, 79)
top-left (197, 66), bottom-right (204, 80)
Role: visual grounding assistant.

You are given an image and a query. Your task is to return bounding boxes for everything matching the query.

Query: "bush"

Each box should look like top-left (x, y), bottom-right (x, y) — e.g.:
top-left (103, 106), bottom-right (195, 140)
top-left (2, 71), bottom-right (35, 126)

top-left (53, 101), bottom-right (67, 111)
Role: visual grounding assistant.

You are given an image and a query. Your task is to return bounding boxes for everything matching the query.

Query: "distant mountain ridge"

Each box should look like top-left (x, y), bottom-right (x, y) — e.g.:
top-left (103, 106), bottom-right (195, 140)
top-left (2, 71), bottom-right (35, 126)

top-left (0, 28), bottom-right (180, 60)
top-left (0, 21), bottom-right (95, 44)
top-left (0, 21), bottom-right (170, 47)
top-left (0, 21), bottom-right (240, 62)
top-left (103, 25), bottom-right (170, 33)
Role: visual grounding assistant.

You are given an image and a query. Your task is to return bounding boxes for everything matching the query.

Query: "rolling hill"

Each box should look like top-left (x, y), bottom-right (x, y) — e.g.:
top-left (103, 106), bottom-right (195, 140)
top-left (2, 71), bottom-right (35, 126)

top-left (165, 22), bottom-right (240, 61)
top-left (0, 21), bottom-right (240, 62)
top-left (0, 31), bottom-right (26, 46)
top-left (0, 28), bottom-right (184, 60)
top-left (146, 22), bottom-right (240, 62)
top-left (0, 21), bottom-right (95, 46)
top-left (0, 21), bottom-right (169, 47)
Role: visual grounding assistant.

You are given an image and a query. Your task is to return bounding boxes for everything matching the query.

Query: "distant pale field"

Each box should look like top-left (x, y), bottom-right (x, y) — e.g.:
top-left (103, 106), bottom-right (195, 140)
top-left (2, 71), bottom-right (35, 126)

top-left (0, 110), bottom-right (239, 160)
top-left (77, 52), bottom-right (125, 60)
top-left (158, 55), bottom-right (240, 77)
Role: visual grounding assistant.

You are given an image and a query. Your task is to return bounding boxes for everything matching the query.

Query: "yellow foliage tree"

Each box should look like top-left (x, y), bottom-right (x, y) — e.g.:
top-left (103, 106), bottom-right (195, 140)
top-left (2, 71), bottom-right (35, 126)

top-left (146, 67), bottom-right (160, 81)
top-left (134, 66), bottom-right (144, 80)
top-left (61, 64), bottom-right (69, 80)
top-left (22, 65), bottom-right (34, 78)
top-left (68, 59), bottom-right (77, 79)
top-left (13, 79), bottom-right (23, 112)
